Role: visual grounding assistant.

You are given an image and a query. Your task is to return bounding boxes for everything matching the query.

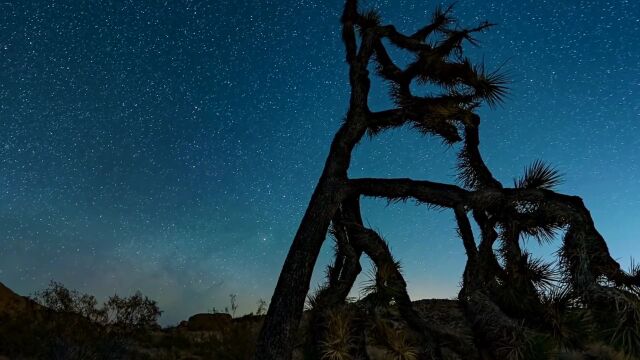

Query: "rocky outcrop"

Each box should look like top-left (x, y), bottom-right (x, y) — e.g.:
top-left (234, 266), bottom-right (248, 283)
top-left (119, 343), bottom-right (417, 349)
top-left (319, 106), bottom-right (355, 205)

top-left (0, 282), bottom-right (40, 317)
top-left (187, 312), bottom-right (233, 332)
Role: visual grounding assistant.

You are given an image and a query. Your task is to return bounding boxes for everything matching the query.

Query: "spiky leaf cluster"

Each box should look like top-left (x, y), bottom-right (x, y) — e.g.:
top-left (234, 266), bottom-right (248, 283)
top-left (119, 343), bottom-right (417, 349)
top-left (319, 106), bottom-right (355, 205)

top-left (515, 160), bottom-right (563, 190)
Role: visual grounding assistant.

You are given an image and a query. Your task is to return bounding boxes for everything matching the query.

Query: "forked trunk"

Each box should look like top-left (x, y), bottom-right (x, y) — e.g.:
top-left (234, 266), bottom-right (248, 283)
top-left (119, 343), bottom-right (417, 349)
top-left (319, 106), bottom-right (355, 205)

top-left (254, 120), bottom-right (367, 359)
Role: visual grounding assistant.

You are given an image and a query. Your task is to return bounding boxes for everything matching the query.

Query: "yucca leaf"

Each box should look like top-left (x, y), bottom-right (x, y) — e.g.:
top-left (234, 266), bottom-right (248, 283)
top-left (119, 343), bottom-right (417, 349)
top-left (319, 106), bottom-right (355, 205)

top-left (359, 9), bottom-right (382, 28)
top-left (521, 222), bottom-right (564, 245)
top-left (515, 160), bottom-right (563, 190)
top-left (472, 62), bottom-right (509, 107)
top-left (525, 254), bottom-right (560, 293)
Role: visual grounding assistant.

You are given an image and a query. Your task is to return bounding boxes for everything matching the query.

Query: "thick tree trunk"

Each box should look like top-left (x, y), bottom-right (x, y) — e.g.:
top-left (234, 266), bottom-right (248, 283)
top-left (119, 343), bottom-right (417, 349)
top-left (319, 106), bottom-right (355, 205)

top-left (254, 120), bottom-right (367, 360)
top-left (305, 198), bottom-right (364, 359)
top-left (253, 184), bottom-right (341, 360)
top-left (462, 289), bottom-right (527, 359)
top-left (312, 198), bottom-right (365, 309)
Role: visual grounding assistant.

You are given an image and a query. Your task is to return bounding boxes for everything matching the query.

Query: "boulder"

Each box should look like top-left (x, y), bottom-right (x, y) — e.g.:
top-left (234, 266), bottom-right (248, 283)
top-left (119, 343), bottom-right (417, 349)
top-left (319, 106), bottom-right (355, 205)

top-left (187, 313), bottom-right (232, 332)
top-left (177, 320), bottom-right (189, 328)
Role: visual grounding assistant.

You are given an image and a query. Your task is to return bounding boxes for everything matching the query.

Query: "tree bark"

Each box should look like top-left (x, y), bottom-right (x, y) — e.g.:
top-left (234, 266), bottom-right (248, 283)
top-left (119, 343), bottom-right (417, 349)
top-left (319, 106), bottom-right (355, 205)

top-left (253, 116), bottom-right (368, 360)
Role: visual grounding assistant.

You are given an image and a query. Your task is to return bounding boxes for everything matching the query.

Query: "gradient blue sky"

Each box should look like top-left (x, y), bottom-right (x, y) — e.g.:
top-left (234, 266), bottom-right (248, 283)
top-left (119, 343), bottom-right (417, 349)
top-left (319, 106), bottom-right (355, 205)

top-left (1, 0), bottom-right (638, 325)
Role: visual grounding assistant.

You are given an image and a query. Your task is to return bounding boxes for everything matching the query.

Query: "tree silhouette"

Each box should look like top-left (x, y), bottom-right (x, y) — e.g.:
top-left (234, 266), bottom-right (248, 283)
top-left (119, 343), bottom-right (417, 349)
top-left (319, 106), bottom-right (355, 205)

top-left (255, 1), bottom-right (640, 359)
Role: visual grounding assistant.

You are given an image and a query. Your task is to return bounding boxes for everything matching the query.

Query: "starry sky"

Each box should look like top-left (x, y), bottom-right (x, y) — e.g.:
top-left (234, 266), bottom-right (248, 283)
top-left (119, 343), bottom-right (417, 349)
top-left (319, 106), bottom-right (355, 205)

top-left (1, 0), bottom-right (638, 325)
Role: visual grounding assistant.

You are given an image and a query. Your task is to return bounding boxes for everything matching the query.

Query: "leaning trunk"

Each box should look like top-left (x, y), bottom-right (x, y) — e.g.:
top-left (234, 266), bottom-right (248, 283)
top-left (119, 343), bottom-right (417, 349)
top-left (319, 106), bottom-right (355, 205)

top-left (254, 119), bottom-right (367, 359)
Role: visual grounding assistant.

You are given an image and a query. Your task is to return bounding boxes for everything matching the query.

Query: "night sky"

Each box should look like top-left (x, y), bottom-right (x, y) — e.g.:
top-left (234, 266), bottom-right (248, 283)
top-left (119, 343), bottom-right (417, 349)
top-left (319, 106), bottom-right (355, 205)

top-left (1, 0), bottom-right (638, 325)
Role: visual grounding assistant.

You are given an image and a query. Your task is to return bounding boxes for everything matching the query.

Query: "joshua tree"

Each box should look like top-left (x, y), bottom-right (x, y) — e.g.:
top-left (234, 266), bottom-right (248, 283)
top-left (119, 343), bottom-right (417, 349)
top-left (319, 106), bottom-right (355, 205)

top-left (255, 1), bottom-right (640, 359)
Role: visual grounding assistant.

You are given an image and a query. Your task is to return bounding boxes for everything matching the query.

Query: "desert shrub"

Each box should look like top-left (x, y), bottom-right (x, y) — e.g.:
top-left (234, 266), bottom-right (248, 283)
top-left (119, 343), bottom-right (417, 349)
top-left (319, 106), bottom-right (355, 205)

top-left (0, 311), bottom-right (128, 360)
top-left (210, 321), bottom-right (259, 360)
top-left (318, 307), bottom-right (357, 360)
top-left (370, 318), bottom-right (418, 360)
top-left (33, 280), bottom-right (108, 323)
top-left (33, 281), bottom-right (161, 331)
top-left (104, 291), bottom-right (162, 331)
top-left (6, 281), bottom-right (162, 358)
